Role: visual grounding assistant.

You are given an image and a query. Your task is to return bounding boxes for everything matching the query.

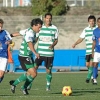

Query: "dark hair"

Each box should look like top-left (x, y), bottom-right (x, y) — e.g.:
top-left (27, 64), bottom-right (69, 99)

top-left (31, 18), bottom-right (43, 27)
top-left (44, 13), bottom-right (52, 19)
top-left (97, 17), bottom-right (100, 22)
top-left (0, 19), bottom-right (4, 24)
top-left (88, 15), bottom-right (96, 22)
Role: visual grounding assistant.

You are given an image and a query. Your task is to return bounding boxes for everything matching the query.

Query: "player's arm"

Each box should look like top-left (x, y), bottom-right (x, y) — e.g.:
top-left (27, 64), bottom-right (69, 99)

top-left (49, 28), bottom-right (59, 49)
top-left (10, 32), bottom-right (21, 37)
top-left (92, 33), bottom-right (96, 58)
top-left (72, 29), bottom-right (85, 48)
top-left (92, 40), bottom-right (96, 56)
top-left (72, 38), bottom-right (84, 48)
top-left (28, 42), bottom-right (39, 59)
top-left (49, 39), bottom-right (58, 49)
top-left (10, 29), bottom-right (26, 37)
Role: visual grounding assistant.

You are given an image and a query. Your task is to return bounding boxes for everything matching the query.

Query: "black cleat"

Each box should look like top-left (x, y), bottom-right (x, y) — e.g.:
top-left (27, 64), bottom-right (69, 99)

top-left (11, 85), bottom-right (16, 93)
top-left (9, 80), bottom-right (15, 85)
top-left (86, 79), bottom-right (90, 83)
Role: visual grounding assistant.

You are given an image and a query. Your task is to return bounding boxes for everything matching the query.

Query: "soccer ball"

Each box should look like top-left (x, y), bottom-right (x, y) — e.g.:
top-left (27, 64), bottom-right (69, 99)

top-left (62, 86), bottom-right (72, 96)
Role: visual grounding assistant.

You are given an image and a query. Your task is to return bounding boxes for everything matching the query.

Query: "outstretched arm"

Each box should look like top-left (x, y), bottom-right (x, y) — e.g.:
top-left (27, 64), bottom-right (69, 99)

top-left (10, 32), bottom-right (21, 37)
top-left (72, 38), bottom-right (84, 48)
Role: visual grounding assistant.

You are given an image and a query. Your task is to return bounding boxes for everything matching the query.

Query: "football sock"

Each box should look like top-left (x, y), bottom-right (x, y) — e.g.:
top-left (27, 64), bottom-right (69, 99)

top-left (0, 76), bottom-right (4, 83)
top-left (87, 67), bottom-right (93, 79)
top-left (21, 75), bottom-right (34, 90)
top-left (13, 73), bottom-right (27, 86)
top-left (46, 73), bottom-right (52, 88)
top-left (93, 67), bottom-right (98, 79)
top-left (27, 82), bottom-right (32, 90)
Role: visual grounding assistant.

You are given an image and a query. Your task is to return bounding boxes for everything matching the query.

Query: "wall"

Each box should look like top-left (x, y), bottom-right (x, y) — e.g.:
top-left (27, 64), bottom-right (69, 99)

top-left (7, 49), bottom-right (87, 72)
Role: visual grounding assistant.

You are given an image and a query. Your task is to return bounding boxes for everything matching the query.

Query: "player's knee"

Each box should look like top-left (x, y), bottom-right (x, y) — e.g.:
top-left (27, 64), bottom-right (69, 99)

top-left (0, 72), bottom-right (3, 78)
top-left (31, 69), bottom-right (37, 78)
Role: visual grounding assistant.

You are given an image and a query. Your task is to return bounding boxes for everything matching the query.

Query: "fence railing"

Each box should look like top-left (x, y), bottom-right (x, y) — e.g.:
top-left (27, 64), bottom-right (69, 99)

top-left (66, 0), bottom-right (100, 7)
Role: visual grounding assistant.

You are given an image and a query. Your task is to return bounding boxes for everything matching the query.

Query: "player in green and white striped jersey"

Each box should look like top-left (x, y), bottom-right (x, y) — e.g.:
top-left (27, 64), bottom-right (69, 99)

top-left (34, 13), bottom-right (59, 91)
top-left (9, 18), bottom-right (43, 95)
top-left (72, 15), bottom-right (97, 83)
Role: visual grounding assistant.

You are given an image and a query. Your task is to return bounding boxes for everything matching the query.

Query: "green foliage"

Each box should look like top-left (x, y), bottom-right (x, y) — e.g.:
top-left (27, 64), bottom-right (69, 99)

top-left (31, 0), bottom-right (67, 15)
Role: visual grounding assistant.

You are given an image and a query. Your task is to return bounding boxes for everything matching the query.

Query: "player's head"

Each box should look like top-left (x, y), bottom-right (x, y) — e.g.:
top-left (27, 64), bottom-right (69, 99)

top-left (0, 19), bottom-right (4, 31)
top-left (97, 17), bottom-right (100, 28)
top-left (88, 15), bottom-right (96, 27)
top-left (44, 13), bottom-right (52, 26)
top-left (31, 18), bottom-right (43, 33)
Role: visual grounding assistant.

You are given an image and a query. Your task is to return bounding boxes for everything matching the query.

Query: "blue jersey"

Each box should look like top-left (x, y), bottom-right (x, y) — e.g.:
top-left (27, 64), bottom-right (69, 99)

top-left (92, 27), bottom-right (100, 53)
top-left (0, 30), bottom-right (12, 58)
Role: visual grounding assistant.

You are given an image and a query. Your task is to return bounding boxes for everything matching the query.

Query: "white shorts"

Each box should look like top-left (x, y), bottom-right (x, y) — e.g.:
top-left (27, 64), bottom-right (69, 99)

top-left (0, 57), bottom-right (7, 71)
top-left (93, 52), bottom-right (100, 62)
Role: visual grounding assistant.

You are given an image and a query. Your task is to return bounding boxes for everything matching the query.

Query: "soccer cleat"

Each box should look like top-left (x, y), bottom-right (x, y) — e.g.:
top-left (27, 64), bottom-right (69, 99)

top-left (92, 79), bottom-right (97, 85)
top-left (46, 86), bottom-right (50, 91)
top-left (11, 85), bottom-right (16, 93)
top-left (86, 79), bottom-right (90, 83)
top-left (21, 89), bottom-right (29, 95)
top-left (9, 80), bottom-right (15, 85)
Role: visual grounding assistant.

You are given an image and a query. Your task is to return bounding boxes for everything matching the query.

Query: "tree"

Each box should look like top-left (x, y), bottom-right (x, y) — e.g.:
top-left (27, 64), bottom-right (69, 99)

top-left (31, 0), bottom-right (67, 15)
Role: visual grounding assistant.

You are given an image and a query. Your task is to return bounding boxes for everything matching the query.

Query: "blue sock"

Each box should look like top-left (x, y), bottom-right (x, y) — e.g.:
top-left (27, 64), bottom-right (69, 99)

top-left (93, 67), bottom-right (98, 79)
top-left (0, 76), bottom-right (4, 83)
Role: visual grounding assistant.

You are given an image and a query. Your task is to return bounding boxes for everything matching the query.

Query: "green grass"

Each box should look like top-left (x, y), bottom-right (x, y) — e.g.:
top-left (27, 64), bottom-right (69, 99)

top-left (0, 72), bottom-right (100, 100)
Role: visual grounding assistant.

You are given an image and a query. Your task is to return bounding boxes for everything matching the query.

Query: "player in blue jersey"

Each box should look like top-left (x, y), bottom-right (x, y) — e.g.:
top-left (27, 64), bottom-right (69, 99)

top-left (0, 19), bottom-right (12, 83)
top-left (92, 17), bottom-right (100, 84)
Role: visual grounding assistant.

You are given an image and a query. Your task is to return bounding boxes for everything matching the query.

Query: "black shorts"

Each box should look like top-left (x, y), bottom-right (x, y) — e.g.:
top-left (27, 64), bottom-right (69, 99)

top-left (18, 55), bottom-right (34, 71)
top-left (85, 54), bottom-right (93, 62)
top-left (35, 56), bottom-right (54, 69)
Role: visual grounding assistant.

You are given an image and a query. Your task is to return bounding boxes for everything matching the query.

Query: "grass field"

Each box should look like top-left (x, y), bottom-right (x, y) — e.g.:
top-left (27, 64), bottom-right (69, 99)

top-left (0, 72), bottom-right (100, 100)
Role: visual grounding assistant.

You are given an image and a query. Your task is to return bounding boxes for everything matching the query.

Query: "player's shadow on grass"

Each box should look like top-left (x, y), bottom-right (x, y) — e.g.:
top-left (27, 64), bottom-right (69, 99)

top-left (72, 89), bottom-right (100, 96)
top-left (0, 94), bottom-right (13, 96)
top-left (50, 89), bottom-right (100, 96)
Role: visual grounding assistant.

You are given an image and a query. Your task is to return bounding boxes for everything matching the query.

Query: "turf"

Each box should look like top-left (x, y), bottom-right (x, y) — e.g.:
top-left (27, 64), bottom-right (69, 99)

top-left (0, 72), bottom-right (100, 100)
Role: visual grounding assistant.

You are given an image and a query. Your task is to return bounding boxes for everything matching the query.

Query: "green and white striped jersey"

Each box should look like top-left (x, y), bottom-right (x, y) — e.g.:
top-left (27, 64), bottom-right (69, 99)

top-left (37, 24), bottom-right (59, 57)
top-left (80, 25), bottom-right (97, 55)
top-left (19, 28), bottom-right (36, 57)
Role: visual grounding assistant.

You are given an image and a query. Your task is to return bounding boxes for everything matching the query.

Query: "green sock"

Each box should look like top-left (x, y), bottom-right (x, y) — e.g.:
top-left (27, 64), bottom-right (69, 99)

top-left (21, 75), bottom-right (34, 90)
top-left (87, 67), bottom-right (93, 79)
top-left (46, 73), bottom-right (52, 88)
top-left (27, 82), bottom-right (32, 90)
top-left (13, 73), bottom-right (27, 86)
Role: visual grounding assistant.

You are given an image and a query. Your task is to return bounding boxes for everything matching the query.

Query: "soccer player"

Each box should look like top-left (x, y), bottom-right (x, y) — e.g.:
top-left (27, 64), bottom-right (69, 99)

top-left (34, 13), bottom-right (59, 91)
top-left (92, 17), bottom-right (100, 84)
top-left (9, 18), bottom-right (43, 95)
top-left (0, 19), bottom-right (12, 83)
top-left (72, 15), bottom-right (97, 83)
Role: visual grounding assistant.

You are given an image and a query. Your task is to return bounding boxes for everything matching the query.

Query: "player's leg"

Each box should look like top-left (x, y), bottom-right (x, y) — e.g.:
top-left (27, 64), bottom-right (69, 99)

top-left (27, 57), bottom-right (42, 90)
top-left (0, 57), bottom-right (7, 83)
top-left (45, 57), bottom-right (53, 91)
top-left (92, 52), bottom-right (99, 84)
top-left (86, 54), bottom-right (93, 83)
top-left (10, 56), bottom-right (28, 93)
top-left (21, 56), bottom-right (44, 94)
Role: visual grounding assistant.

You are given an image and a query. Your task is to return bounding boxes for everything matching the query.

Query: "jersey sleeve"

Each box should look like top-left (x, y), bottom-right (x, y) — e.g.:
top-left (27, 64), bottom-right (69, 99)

top-left (36, 33), bottom-right (39, 38)
top-left (80, 29), bottom-right (85, 38)
top-left (5, 30), bottom-right (12, 40)
top-left (55, 28), bottom-right (59, 39)
top-left (19, 29), bottom-right (26, 36)
top-left (24, 31), bottom-right (34, 43)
